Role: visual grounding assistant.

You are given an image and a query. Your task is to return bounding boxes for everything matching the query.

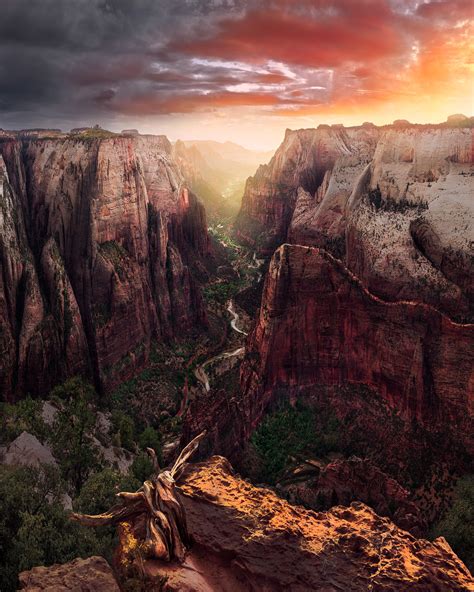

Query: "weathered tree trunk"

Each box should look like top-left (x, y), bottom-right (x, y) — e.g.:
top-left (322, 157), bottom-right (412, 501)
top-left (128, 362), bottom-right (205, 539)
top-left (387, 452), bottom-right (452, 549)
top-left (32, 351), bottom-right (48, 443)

top-left (71, 431), bottom-right (206, 562)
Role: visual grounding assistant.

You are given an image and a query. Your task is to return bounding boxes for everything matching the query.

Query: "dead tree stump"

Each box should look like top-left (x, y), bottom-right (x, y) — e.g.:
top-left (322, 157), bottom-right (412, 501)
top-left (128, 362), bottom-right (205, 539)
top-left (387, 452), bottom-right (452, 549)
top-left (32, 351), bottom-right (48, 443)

top-left (71, 431), bottom-right (206, 563)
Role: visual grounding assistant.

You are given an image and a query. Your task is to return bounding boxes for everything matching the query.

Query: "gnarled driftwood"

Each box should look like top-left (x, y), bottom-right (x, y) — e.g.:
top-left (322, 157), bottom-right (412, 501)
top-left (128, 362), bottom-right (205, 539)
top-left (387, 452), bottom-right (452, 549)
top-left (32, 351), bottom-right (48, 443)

top-left (71, 431), bottom-right (206, 562)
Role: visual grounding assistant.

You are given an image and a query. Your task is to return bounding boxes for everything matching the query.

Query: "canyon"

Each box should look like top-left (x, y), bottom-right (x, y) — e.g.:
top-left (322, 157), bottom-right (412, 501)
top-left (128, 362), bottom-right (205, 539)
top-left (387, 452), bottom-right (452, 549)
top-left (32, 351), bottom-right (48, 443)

top-left (187, 120), bottom-right (474, 464)
top-left (1, 119), bottom-right (473, 590)
top-left (182, 120), bottom-right (474, 576)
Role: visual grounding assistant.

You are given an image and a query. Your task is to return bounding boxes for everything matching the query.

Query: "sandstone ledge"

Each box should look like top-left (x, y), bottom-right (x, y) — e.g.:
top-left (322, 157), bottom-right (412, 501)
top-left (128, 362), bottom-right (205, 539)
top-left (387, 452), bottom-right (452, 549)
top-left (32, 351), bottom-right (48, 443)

top-left (146, 456), bottom-right (474, 591)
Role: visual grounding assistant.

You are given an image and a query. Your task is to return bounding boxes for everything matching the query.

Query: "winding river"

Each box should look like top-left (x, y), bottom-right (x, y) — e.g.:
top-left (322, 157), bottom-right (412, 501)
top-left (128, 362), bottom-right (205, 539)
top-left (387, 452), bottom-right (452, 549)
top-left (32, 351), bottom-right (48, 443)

top-left (194, 300), bottom-right (247, 391)
top-left (193, 251), bottom-right (263, 393)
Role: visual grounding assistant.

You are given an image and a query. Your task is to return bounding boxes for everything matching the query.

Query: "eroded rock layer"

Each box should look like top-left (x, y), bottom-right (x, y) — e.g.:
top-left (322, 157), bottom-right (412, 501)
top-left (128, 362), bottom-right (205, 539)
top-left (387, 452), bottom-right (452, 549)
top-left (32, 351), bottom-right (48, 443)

top-left (0, 133), bottom-right (209, 400)
top-left (235, 124), bottom-right (380, 254)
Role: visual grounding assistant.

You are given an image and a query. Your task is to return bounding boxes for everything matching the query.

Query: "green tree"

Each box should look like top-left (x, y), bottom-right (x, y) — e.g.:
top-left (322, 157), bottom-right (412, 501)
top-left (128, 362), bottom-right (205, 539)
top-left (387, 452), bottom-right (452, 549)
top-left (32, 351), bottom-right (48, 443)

top-left (0, 464), bottom-right (101, 592)
top-left (49, 378), bottom-right (102, 494)
top-left (111, 410), bottom-right (135, 451)
top-left (251, 403), bottom-right (341, 483)
top-left (75, 468), bottom-right (140, 516)
top-left (0, 397), bottom-right (47, 445)
top-left (130, 453), bottom-right (154, 483)
top-left (431, 475), bottom-right (474, 571)
top-left (138, 426), bottom-right (161, 454)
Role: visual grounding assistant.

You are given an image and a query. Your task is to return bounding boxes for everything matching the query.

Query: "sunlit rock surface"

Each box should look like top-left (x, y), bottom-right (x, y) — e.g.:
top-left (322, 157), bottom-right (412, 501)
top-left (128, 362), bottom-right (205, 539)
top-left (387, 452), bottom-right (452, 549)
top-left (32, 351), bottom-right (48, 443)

top-left (138, 456), bottom-right (473, 591)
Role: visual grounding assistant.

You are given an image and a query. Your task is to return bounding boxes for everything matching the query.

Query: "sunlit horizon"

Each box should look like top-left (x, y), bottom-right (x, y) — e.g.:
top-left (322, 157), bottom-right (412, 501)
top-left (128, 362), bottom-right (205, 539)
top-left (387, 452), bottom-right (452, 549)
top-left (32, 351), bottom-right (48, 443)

top-left (1, 0), bottom-right (472, 152)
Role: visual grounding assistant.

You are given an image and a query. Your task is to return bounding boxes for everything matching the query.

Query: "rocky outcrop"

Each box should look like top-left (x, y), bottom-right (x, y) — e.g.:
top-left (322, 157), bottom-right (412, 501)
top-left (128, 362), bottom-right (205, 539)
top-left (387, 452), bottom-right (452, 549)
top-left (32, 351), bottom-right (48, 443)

top-left (281, 457), bottom-right (426, 535)
top-left (19, 556), bottom-right (120, 591)
top-left (235, 125), bottom-right (380, 253)
top-left (236, 123), bottom-right (474, 319)
top-left (239, 245), bottom-right (473, 453)
top-left (136, 456), bottom-right (473, 591)
top-left (345, 127), bottom-right (474, 319)
top-left (0, 133), bottom-right (210, 400)
top-left (2, 431), bottom-right (56, 467)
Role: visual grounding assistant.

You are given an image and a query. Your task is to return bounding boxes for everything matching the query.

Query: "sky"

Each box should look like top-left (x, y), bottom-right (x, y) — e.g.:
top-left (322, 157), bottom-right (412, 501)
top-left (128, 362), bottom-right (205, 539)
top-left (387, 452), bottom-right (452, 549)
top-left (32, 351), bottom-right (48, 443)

top-left (0, 0), bottom-right (472, 150)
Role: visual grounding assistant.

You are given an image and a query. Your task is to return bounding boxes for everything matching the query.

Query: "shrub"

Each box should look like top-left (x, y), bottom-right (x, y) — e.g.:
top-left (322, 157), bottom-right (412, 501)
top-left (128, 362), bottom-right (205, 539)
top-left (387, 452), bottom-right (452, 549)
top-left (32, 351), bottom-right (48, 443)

top-left (75, 468), bottom-right (140, 516)
top-left (111, 411), bottom-right (136, 451)
top-left (130, 453), bottom-right (154, 482)
top-left (250, 403), bottom-right (341, 483)
top-left (430, 475), bottom-right (474, 571)
top-left (0, 397), bottom-right (47, 445)
top-left (138, 426), bottom-right (161, 454)
top-left (0, 464), bottom-right (102, 592)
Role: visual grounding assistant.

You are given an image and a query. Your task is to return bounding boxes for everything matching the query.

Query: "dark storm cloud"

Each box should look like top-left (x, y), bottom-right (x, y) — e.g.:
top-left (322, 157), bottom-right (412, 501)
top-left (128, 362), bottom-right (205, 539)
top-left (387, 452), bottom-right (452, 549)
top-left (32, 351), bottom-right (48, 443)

top-left (0, 0), bottom-right (470, 127)
top-left (0, 0), bottom-right (246, 126)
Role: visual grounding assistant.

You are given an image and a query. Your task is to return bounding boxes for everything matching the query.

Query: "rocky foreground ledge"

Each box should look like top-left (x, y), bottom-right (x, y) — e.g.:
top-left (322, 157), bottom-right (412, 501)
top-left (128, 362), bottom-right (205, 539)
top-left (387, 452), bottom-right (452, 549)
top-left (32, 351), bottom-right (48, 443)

top-left (20, 456), bottom-right (473, 591)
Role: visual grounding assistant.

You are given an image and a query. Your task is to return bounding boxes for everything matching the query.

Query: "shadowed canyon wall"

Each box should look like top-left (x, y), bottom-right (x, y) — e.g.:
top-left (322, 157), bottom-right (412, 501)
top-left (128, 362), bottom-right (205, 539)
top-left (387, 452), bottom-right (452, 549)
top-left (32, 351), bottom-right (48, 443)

top-left (0, 133), bottom-right (209, 400)
top-left (240, 245), bottom-right (474, 453)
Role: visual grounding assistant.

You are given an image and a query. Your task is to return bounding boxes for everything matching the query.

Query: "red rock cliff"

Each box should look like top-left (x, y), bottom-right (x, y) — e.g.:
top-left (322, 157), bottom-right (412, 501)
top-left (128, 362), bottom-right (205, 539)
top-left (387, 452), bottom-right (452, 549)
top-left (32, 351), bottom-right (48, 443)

top-left (240, 245), bottom-right (474, 453)
top-left (0, 133), bottom-right (209, 400)
top-left (235, 124), bottom-right (380, 253)
top-left (236, 123), bottom-right (474, 319)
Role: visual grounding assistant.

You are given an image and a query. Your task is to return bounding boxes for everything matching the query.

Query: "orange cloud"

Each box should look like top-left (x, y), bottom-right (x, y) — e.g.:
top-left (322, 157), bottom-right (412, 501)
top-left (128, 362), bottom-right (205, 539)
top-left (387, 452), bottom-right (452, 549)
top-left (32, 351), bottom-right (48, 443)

top-left (113, 92), bottom-right (286, 115)
top-left (172, 3), bottom-right (406, 68)
top-left (102, 0), bottom-right (472, 123)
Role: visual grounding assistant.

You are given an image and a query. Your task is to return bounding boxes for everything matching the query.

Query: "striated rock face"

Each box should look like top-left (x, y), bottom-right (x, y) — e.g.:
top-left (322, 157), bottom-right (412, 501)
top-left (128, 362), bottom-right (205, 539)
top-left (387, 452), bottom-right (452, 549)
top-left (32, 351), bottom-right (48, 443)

top-left (236, 124), bottom-right (474, 319)
top-left (19, 556), bottom-right (120, 591)
top-left (140, 456), bottom-right (473, 591)
top-left (346, 127), bottom-right (474, 319)
top-left (240, 245), bottom-right (474, 453)
top-left (0, 133), bottom-right (209, 400)
top-left (235, 125), bottom-right (380, 253)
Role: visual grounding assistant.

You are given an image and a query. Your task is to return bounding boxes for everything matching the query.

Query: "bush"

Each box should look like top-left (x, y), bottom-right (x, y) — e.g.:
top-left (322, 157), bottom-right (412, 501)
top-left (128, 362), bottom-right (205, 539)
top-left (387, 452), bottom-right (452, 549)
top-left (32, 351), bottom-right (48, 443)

top-left (75, 469), bottom-right (140, 516)
top-left (430, 475), bottom-right (474, 571)
top-left (49, 376), bottom-right (96, 403)
top-left (130, 453), bottom-right (154, 483)
top-left (0, 397), bottom-right (47, 445)
top-left (0, 464), bottom-right (102, 592)
top-left (250, 403), bottom-right (341, 483)
top-left (111, 411), bottom-right (136, 451)
top-left (138, 426), bottom-right (161, 453)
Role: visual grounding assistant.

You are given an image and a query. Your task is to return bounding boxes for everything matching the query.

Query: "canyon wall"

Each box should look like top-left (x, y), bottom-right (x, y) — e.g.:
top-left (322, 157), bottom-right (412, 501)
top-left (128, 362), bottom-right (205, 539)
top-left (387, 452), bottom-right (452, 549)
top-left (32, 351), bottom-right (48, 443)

top-left (236, 123), bottom-right (474, 320)
top-left (183, 123), bottom-right (474, 466)
top-left (0, 133), bottom-right (209, 400)
top-left (235, 124), bottom-right (380, 253)
top-left (240, 244), bottom-right (473, 452)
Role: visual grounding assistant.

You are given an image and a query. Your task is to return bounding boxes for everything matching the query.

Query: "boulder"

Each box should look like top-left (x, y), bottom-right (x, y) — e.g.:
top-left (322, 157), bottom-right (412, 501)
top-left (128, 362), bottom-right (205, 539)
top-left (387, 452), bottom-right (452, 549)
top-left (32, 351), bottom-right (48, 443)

top-left (19, 556), bottom-right (120, 591)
